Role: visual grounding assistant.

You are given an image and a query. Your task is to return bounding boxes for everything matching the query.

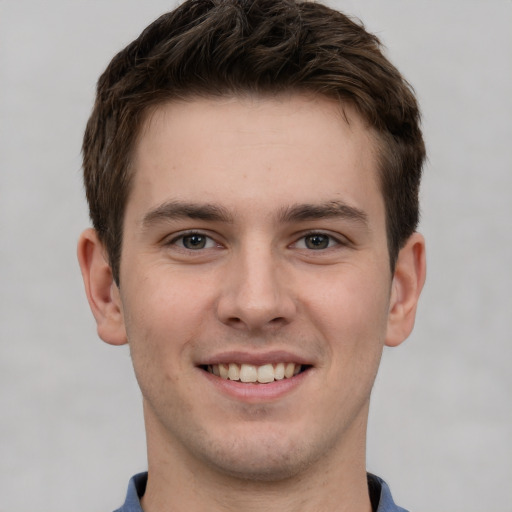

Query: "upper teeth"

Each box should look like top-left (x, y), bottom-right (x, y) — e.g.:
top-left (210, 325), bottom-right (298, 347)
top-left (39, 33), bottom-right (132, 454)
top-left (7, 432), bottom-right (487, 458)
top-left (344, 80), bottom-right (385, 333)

top-left (207, 363), bottom-right (301, 383)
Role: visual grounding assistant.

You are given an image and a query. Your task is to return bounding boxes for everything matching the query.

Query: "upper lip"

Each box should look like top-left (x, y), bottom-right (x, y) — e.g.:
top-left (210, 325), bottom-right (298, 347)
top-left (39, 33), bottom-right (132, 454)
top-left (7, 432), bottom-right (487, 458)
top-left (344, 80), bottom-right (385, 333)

top-left (196, 350), bottom-right (314, 367)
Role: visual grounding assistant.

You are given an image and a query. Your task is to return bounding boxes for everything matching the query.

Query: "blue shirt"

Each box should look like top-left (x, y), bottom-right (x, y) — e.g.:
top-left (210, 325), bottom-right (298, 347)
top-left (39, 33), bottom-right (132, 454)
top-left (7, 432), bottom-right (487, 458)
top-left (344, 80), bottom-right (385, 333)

top-left (114, 472), bottom-right (409, 512)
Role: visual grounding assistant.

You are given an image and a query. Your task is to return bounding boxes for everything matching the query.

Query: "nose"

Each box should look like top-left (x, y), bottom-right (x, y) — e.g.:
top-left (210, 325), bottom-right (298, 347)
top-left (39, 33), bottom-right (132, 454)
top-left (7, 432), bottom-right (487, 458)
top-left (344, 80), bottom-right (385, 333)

top-left (216, 243), bottom-right (297, 332)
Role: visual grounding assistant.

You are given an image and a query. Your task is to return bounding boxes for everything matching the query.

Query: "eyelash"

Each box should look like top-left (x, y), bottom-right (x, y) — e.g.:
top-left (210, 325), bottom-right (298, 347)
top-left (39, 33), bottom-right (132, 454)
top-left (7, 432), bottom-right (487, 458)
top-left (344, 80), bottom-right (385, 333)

top-left (166, 230), bottom-right (346, 252)
top-left (293, 231), bottom-right (346, 250)
top-left (167, 231), bottom-right (219, 250)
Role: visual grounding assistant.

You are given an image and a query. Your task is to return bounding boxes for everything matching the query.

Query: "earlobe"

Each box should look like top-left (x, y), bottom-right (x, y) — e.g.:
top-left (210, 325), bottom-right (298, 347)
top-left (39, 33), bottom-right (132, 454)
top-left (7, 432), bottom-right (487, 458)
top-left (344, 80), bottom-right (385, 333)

top-left (77, 228), bottom-right (127, 346)
top-left (385, 232), bottom-right (426, 347)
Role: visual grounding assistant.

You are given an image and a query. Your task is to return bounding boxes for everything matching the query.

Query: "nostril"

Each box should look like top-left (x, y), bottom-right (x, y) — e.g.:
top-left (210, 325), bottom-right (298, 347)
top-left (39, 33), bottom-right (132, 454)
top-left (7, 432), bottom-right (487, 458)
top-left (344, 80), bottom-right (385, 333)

top-left (226, 317), bottom-right (244, 327)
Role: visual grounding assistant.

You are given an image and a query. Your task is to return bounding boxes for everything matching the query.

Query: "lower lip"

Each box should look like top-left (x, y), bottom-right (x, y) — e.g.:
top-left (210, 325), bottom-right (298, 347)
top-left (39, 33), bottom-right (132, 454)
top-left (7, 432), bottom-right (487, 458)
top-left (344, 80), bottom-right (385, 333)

top-left (199, 368), bottom-right (311, 402)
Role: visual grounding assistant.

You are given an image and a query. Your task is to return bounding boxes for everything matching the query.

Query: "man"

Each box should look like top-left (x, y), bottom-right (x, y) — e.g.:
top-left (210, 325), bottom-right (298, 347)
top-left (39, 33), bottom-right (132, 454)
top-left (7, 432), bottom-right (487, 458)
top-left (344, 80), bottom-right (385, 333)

top-left (77, 0), bottom-right (426, 510)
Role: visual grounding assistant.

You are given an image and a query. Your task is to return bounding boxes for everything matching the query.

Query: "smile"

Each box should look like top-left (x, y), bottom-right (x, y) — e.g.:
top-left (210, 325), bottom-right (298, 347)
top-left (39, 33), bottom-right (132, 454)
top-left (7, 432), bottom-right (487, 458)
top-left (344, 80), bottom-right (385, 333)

top-left (204, 363), bottom-right (307, 384)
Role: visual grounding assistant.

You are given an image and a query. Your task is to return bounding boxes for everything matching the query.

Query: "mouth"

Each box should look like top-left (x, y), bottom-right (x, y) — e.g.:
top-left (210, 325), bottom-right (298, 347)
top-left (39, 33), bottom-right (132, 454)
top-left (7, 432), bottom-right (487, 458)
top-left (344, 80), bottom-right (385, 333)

top-left (200, 362), bottom-right (311, 384)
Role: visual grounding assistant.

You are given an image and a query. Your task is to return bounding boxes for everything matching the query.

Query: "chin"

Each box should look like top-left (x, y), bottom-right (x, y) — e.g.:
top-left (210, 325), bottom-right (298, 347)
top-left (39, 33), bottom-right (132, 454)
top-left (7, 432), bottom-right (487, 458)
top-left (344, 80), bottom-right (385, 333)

top-left (199, 429), bottom-right (321, 482)
top-left (207, 452), bottom-right (311, 483)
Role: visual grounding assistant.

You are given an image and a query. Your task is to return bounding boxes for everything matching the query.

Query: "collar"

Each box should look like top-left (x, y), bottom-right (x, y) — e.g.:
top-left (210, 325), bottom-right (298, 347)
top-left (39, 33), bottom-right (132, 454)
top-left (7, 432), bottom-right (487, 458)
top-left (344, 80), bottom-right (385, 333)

top-left (114, 472), bottom-right (409, 512)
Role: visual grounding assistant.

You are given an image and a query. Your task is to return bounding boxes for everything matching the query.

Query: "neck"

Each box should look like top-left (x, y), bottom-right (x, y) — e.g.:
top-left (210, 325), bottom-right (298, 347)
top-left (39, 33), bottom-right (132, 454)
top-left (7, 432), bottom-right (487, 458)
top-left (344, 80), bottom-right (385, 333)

top-left (141, 405), bottom-right (373, 512)
top-left (142, 464), bottom-right (371, 512)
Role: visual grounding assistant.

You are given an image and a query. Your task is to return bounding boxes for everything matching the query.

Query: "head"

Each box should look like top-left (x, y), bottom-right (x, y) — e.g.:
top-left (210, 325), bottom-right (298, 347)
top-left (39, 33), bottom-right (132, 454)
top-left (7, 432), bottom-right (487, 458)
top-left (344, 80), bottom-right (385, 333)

top-left (82, 0), bottom-right (425, 285)
top-left (78, 1), bottom-right (427, 491)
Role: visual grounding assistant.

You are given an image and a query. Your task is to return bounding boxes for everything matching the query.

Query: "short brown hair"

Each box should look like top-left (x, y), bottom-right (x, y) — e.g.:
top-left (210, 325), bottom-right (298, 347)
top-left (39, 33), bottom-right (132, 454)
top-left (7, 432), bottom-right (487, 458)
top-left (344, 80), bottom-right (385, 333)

top-left (83, 0), bottom-right (425, 283)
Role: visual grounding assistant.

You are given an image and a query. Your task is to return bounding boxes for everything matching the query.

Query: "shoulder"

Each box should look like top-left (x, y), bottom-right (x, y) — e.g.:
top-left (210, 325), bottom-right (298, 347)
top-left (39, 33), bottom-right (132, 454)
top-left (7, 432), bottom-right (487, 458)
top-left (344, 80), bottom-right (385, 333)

top-left (368, 473), bottom-right (410, 512)
top-left (113, 472), bottom-right (147, 512)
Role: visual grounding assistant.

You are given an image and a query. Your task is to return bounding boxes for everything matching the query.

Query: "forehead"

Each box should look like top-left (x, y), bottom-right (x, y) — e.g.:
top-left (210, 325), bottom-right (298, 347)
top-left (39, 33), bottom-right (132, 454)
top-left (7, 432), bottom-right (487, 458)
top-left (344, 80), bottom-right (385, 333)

top-left (128, 93), bottom-right (384, 224)
top-left (139, 93), bottom-right (377, 155)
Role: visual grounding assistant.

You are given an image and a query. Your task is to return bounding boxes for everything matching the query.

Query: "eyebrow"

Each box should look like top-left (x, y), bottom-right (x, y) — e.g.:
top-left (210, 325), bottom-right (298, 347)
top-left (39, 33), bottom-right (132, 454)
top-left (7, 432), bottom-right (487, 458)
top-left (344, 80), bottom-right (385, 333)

top-left (141, 199), bottom-right (369, 230)
top-left (277, 201), bottom-right (369, 227)
top-left (142, 200), bottom-right (234, 228)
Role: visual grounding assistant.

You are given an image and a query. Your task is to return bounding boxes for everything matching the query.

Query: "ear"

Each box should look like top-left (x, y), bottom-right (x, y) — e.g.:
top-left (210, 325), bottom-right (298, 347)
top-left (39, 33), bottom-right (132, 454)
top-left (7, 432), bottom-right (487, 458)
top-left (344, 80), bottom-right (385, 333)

top-left (385, 232), bottom-right (426, 347)
top-left (77, 228), bottom-right (127, 346)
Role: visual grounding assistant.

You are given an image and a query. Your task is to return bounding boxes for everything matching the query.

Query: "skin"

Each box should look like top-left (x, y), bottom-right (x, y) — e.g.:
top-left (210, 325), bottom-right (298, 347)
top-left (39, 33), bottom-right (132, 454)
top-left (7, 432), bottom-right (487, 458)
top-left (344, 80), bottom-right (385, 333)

top-left (78, 94), bottom-right (426, 512)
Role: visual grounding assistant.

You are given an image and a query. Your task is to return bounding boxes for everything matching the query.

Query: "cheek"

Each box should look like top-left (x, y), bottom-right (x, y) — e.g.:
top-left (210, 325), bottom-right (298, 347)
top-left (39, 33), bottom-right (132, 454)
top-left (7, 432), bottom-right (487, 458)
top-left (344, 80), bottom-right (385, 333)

top-left (306, 266), bottom-right (391, 342)
top-left (120, 275), bottom-right (208, 381)
top-left (125, 267), bottom-right (212, 330)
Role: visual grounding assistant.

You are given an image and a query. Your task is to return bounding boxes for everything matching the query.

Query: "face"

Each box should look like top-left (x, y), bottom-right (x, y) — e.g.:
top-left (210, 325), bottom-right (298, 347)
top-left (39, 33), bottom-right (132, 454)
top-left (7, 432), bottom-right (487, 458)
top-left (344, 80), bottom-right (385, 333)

top-left (114, 94), bottom-right (396, 480)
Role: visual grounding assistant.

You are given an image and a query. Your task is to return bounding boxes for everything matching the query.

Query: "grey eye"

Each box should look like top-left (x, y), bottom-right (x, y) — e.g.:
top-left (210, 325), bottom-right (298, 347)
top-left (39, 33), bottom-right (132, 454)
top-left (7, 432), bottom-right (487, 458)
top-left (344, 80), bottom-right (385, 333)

top-left (304, 234), bottom-right (330, 249)
top-left (182, 234), bottom-right (208, 249)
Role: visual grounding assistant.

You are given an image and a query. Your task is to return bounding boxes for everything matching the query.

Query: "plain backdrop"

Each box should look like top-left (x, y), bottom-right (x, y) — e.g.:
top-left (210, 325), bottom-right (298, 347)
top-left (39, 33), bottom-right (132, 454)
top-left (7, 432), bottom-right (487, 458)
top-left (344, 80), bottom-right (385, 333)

top-left (1, 1), bottom-right (511, 511)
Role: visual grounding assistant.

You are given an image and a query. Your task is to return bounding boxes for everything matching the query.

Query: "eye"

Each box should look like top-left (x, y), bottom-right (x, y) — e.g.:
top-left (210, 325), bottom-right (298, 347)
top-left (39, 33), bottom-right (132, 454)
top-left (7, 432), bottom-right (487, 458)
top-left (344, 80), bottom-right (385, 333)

top-left (295, 233), bottom-right (340, 250)
top-left (172, 232), bottom-right (217, 250)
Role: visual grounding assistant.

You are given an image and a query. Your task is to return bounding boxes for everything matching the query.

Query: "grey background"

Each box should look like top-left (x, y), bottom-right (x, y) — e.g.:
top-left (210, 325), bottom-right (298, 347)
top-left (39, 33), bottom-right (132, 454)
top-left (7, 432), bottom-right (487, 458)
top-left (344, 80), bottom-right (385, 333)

top-left (1, 1), bottom-right (511, 511)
